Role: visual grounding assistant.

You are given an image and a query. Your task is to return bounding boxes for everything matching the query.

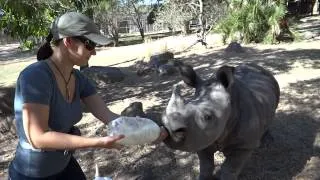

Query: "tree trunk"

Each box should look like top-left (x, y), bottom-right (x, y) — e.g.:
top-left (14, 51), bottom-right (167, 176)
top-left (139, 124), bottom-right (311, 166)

top-left (131, 2), bottom-right (145, 41)
top-left (183, 20), bottom-right (191, 34)
top-left (197, 0), bottom-right (207, 47)
top-left (111, 28), bottom-right (119, 46)
top-left (113, 33), bottom-right (119, 46)
top-left (313, 0), bottom-right (319, 14)
top-left (139, 28), bottom-right (145, 40)
top-left (107, 18), bottom-right (119, 46)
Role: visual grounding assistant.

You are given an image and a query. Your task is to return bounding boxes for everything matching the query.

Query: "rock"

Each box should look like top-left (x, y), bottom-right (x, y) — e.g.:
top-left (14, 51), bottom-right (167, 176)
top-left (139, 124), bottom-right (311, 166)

top-left (0, 115), bottom-right (16, 135)
top-left (314, 36), bottom-right (320, 40)
top-left (134, 61), bottom-right (155, 76)
top-left (0, 86), bottom-right (16, 135)
top-left (303, 31), bottom-right (315, 40)
top-left (225, 42), bottom-right (245, 53)
top-left (0, 86), bottom-right (15, 116)
top-left (157, 64), bottom-right (177, 77)
top-left (121, 102), bottom-right (162, 126)
top-left (135, 52), bottom-right (176, 77)
top-left (276, 31), bottom-right (294, 43)
top-left (121, 102), bottom-right (146, 118)
top-left (149, 51), bottom-right (174, 68)
top-left (81, 66), bottom-right (125, 85)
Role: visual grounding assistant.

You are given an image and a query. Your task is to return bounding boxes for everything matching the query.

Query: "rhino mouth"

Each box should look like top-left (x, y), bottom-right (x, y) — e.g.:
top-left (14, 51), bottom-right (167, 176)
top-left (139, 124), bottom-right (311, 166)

top-left (168, 128), bottom-right (187, 143)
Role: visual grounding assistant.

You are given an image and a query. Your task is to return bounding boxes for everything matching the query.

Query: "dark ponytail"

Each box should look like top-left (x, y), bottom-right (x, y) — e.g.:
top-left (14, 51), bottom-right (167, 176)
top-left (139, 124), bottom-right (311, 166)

top-left (37, 32), bottom-right (53, 61)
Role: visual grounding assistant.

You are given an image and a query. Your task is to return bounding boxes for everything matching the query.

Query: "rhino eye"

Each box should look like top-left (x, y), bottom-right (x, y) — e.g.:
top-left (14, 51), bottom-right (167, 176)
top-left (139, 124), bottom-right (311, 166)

top-left (203, 114), bottom-right (213, 121)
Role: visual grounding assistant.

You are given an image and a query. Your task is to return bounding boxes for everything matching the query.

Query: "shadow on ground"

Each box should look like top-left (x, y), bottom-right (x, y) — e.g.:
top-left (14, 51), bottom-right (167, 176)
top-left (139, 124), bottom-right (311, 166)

top-left (293, 15), bottom-right (320, 38)
top-left (179, 46), bottom-right (320, 76)
top-left (98, 45), bottom-right (320, 105)
top-left (0, 47), bottom-right (34, 62)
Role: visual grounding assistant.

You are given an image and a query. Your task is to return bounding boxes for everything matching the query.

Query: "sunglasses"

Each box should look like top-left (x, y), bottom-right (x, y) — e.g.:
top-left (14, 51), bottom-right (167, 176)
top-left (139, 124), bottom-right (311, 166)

top-left (73, 36), bottom-right (96, 51)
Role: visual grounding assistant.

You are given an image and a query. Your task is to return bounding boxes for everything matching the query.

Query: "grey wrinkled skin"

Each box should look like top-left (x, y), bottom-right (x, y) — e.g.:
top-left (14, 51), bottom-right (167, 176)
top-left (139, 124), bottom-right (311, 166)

top-left (162, 63), bottom-right (280, 180)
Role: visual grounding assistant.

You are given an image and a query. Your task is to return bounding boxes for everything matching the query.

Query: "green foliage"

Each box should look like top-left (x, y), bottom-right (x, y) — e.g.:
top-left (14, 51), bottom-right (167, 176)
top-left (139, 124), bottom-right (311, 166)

top-left (0, 0), bottom-right (103, 50)
top-left (215, 0), bottom-right (287, 44)
top-left (21, 40), bottom-right (36, 50)
top-left (94, 0), bottom-right (123, 45)
top-left (154, 0), bottom-right (194, 33)
top-left (94, 0), bottom-right (152, 43)
top-left (0, 1), bottom-right (54, 42)
top-left (155, 0), bottom-right (227, 35)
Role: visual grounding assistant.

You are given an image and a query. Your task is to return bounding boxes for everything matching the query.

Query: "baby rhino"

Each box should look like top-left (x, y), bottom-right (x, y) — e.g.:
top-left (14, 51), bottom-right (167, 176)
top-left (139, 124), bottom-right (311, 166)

top-left (162, 63), bottom-right (280, 180)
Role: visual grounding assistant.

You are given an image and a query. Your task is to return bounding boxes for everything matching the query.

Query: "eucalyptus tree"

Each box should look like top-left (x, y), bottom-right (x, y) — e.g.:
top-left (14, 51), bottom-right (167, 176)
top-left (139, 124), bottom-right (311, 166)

top-left (187, 0), bottom-right (227, 46)
top-left (0, 1), bottom-right (55, 48)
top-left (155, 0), bottom-right (194, 34)
top-left (119, 0), bottom-right (153, 40)
top-left (94, 0), bottom-right (124, 46)
top-left (155, 0), bottom-right (227, 46)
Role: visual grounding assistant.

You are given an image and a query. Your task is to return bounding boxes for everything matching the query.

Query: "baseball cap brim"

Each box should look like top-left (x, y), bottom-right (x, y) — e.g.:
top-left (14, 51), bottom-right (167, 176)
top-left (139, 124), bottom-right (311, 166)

top-left (84, 33), bottom-right (114, 46)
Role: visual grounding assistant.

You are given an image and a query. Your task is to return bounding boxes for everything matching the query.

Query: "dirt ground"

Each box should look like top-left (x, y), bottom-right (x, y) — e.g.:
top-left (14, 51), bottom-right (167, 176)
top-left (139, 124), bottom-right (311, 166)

top-left (0, 16), bottom-right (320, 180)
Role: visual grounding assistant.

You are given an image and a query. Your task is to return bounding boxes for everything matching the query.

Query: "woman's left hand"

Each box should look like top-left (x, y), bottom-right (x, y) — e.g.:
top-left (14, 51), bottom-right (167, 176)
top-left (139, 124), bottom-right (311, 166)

top-left (152, 126), bottom-right (169, 144)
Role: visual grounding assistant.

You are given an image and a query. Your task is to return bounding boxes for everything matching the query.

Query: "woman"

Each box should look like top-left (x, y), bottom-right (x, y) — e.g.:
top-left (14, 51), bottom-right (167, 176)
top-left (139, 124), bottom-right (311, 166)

top-left (8, 12), bottom-right (167, 180)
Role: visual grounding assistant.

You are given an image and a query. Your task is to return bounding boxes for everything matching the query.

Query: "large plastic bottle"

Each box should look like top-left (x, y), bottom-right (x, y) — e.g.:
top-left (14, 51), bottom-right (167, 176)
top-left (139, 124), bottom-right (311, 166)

top-left (107, 116), bottom-right (161, 145)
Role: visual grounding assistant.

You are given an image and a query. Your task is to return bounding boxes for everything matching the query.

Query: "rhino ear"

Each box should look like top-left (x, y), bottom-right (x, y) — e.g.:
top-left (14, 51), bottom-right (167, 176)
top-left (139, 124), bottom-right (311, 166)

top-left (216, 65), bottom-right (235, 90)
top-left (177, 63), bottom-right (201, 88)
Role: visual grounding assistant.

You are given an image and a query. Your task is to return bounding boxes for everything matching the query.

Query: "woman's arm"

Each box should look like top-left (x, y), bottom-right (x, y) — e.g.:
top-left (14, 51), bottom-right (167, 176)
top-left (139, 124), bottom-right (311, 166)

top-left (23, 103), bottom-right (123, 150)
top-left (82, 94), bottom-right (119, 124)
top-left (82, 94), bottom-right (169, 143)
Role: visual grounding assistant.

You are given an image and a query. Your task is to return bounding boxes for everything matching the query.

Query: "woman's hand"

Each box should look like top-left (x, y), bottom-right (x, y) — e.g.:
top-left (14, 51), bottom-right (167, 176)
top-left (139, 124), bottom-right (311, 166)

top-left (96, 135), bottom-right (125, 150)
top-left (152, 126), bottom-right (169, 144)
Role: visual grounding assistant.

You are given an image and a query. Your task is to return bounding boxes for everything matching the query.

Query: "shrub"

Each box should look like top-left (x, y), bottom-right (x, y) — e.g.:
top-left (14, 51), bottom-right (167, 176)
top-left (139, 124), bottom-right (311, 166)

top-left (215, 0), bottom-right (287, 44)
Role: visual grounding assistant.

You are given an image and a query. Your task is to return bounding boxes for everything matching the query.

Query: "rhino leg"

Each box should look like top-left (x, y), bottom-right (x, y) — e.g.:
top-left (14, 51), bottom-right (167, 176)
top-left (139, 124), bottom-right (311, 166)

top-left (217, 148), bottom-right (254, 180)
top-left (197, 145), bottom-right (217, 180)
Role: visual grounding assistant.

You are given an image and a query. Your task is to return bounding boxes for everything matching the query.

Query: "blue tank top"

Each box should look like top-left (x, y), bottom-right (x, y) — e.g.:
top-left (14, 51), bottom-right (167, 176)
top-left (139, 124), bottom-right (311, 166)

top-left (12, 60), bottom-right (96, 177)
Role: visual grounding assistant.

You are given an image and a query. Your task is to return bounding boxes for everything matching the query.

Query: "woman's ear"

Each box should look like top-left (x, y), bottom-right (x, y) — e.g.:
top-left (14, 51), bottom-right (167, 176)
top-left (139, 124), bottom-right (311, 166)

top-left (63, 37), bottom-right (73, 48)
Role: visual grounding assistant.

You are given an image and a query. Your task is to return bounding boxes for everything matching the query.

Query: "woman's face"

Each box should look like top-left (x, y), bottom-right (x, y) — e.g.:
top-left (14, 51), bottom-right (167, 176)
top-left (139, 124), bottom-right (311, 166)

top-left (64, 37), bottom-right (97, 66)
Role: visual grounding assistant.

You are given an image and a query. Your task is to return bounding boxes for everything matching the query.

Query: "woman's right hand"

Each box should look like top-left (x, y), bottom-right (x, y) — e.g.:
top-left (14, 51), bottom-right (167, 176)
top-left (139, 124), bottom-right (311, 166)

top-left (96, 135), bottom-right (125, 150)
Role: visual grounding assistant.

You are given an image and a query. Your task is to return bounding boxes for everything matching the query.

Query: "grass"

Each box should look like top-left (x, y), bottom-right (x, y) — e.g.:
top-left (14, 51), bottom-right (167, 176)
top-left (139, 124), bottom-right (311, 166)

top-left (118, 31), bottom-right (181, 47)
top-left (0, 61), bottom-right (34, 87)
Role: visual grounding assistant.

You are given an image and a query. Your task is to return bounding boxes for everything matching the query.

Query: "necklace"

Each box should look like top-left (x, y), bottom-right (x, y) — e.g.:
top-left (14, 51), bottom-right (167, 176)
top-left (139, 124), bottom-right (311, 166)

top-left (50, 60), bottom-right (73, 101)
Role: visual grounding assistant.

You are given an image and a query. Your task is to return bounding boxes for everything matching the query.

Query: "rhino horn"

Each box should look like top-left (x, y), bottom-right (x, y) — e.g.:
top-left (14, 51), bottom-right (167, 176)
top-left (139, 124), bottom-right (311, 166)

top-left (166, 83), bottom-right (185, 114)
